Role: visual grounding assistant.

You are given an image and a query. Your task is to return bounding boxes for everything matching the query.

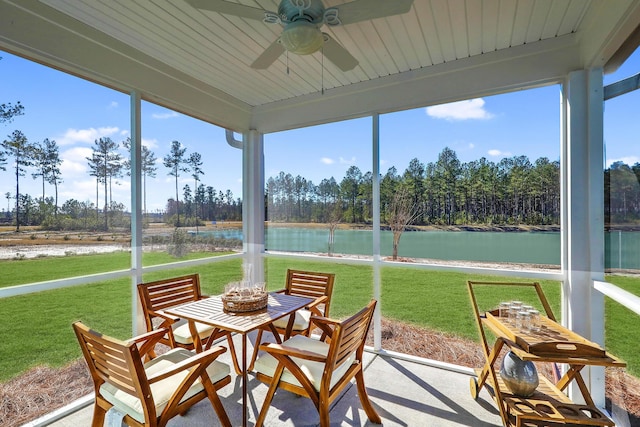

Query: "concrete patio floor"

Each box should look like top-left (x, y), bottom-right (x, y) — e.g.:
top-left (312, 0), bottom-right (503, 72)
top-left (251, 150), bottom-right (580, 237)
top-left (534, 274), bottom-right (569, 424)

top-left (43, 333), bottom-right (504, 427)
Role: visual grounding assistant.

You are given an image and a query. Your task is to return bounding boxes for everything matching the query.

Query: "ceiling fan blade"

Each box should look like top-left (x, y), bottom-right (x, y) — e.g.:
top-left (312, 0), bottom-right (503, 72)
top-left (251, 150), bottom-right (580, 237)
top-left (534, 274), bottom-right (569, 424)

top-left (251, 39), bottom-right (286, 69)
top-left (186, 0), bottom-right (267, 21)
top-left (322, 34), bottom-right (358, 71)
top-left (332, 0), bottom-right (414, 25)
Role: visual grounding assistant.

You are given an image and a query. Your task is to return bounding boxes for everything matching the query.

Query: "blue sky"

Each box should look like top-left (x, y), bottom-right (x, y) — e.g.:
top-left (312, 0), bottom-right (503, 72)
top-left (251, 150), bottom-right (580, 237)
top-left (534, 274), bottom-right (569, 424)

top-left (1, 47), bottom-right (639, 213)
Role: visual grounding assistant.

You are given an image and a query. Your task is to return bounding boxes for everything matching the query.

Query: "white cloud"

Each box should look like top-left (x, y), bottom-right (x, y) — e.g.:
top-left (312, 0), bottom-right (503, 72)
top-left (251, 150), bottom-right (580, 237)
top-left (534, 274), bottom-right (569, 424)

top-left (151, 111), bottom-right (179, 120)
top-left (56, 126), bottom-right (120, 146)
top-left (426, 98), bottom-right (494, 121)
top-left (60, 147), bottom-right (93, 176)
top-left (339, 156), bottom-right (356, 165)
top-left (468, 143), bottom-right (475, 149)
top-left (321, 157), bottom-right (334, 165)
top-left (488, 149), bottom-right (512, 157)
top-left (108, 101), bottom-right (118, 109)
top-left (606, 156), bottom-right (640, 168)
top-left (59, 178), bottom-right (97, 202)
top-left (142, 138), bottom-right (159, 149)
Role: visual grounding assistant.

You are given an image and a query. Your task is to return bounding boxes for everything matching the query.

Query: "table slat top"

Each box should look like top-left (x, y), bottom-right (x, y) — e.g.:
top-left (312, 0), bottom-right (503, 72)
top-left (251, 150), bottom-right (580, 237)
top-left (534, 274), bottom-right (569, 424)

top-left (163, 293), bottom-right (313, 334)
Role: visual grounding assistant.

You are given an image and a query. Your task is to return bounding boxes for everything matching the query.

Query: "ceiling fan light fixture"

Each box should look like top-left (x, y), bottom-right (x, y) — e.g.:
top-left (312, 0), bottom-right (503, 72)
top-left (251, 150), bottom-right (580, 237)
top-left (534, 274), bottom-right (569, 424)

top-left (280, 21), bottom-right (324, 55)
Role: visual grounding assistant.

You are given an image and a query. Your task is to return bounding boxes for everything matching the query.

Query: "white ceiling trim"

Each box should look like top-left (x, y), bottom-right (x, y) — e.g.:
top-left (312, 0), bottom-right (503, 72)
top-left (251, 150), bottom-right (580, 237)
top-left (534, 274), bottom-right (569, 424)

top-left (0, 0), bottom-right (252, 130)
top-left (250, 35), bottom-right (582, 133)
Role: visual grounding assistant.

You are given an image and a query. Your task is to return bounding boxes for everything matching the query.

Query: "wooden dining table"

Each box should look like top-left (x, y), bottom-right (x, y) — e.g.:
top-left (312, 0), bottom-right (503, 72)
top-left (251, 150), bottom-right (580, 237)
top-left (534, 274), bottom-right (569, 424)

top-left (162, 292), bottom-right (313, 427)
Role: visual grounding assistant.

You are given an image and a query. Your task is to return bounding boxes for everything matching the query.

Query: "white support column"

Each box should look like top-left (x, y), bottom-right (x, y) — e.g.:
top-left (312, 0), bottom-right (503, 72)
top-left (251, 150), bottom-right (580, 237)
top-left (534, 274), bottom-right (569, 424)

top-left (130, 90), bottom-right (144, 335)
top-left (372, 114), bottom-right (382, 351)
top-left (562, 69), bottom-right (606, 406)
top-left (242, 130), bottom-right (265, 282)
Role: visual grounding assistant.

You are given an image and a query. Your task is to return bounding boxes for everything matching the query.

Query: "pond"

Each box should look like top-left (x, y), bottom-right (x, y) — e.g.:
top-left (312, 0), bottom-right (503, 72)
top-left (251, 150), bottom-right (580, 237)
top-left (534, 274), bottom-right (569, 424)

top-left (199, 227), bottom-right (640, 269)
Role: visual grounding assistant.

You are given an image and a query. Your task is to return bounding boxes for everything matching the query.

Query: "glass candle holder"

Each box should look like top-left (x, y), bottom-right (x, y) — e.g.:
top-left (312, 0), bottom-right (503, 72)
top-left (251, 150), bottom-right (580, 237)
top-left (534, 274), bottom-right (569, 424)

top-left (516, 310), bottom-right (531, 331)
top-left (528, 309), bottom-right (540, 332)
top-left (499, 302), bottom-right (510, 319)
top-left (509, 301), bottom-right (522, 324)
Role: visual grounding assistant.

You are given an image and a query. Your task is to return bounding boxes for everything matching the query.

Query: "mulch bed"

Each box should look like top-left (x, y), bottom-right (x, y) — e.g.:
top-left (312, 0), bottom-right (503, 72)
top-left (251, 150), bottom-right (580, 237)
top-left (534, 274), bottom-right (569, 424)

top-left (1, 319), bottom-right (639, 426)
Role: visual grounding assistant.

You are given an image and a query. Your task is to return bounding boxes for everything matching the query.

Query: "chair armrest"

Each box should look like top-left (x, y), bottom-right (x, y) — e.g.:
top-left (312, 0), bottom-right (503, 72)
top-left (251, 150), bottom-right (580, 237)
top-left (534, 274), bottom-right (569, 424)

top-left (149, 310), bottom-right (180, 324)
top-left (126, 328), bottom-right (170, 357)
top-left (309, 315), bottom-right (338, 340)
top-left (260, 342), bottom-right (327, 363)
top-left (306, 295), bottom-right (328, 309)
top-left (306, 296), bottom-right (328, 316)
top-left (147, 346), bottom-right (227, 383)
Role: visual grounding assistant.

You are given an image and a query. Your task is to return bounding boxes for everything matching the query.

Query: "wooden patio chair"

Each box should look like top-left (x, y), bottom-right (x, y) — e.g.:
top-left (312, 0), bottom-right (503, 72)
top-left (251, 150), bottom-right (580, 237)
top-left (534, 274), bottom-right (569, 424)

top-left (249, 269), bottom-right (335, 371)
top-left (253, 299), bottom-right (381, 427)
top-left (137, 274), bottom-right (240, 372)
top-left (72, 321), bottom-right (232, 427)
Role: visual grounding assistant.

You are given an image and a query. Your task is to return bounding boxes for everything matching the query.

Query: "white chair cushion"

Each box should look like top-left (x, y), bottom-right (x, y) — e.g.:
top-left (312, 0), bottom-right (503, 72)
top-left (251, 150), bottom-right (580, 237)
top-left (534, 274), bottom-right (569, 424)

top-left (100, 348), bottom-right (230, 423)
top-left (271, 309), bottom-right (312, 331)
top-left (254, 335), bottom-right (355, 392)
top-left (172, 320), bottom-right (215, 345)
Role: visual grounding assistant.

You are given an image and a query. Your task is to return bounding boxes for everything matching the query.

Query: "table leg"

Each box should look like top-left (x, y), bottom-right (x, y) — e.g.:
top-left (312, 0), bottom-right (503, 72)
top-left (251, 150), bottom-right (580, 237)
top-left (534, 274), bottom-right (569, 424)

top-left (242, 333), bottom-right (248, 427)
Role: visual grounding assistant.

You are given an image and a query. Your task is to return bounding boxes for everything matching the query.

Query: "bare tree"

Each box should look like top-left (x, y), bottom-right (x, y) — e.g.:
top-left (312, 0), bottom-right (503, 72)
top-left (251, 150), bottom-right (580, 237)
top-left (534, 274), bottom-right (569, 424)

top-left (1, 130), bottom-right (34, 231)
top-left (31, 138), bottom-right (62, 213)
top-left (188, 152), bottom-right (204, 233)
top-left (122, 138), bottom-right (158, 216)
top-left (327, 199), bottom-right (342, 256)
top-left (87, 137), bottom-right (119, 230)
top-left (386, 185), bottom-right (422, 260)
top-left (163, 140), bottom-right (189, 227)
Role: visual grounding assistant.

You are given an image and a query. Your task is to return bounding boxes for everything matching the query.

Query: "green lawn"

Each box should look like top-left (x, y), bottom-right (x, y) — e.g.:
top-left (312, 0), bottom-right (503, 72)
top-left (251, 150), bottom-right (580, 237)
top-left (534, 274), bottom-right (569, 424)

top-left (0, 250), bottom-right (234, 288)
top-left (0, 253), bottom-right (638, 382)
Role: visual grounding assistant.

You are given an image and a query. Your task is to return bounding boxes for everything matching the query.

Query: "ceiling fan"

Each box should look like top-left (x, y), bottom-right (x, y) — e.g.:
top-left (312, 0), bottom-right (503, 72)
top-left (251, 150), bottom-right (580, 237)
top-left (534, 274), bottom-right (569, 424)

top-left (187, 0), bottom-right (415, 71)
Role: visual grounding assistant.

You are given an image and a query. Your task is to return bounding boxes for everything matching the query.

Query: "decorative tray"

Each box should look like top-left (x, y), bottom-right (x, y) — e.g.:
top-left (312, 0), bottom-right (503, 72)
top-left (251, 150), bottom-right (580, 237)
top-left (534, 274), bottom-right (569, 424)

top-left (221, 291), bottom-right (268, 313)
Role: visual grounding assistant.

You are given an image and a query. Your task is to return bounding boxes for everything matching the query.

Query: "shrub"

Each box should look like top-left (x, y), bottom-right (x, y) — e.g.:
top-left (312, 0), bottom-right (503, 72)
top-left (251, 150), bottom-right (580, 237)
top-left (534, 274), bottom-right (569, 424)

top-left (167, 228), bottom-right (190, 258)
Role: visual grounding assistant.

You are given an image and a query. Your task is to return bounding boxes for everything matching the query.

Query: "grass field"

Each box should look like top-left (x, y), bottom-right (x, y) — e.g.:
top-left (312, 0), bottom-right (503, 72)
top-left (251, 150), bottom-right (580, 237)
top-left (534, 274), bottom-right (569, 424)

top-left (0, 253), bottom-right (638, 382)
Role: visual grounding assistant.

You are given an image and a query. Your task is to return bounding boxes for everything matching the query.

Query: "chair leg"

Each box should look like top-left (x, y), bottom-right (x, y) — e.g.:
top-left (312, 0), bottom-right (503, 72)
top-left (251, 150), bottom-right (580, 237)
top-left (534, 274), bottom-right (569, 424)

top-left (248, 328), bottom-right (264, 372)
top-left (255, 364), bottom-right (284, 427)
top-left (91, 402), bottom-right (107, 427)
top-left (355, 369), bottom-right (382, 424)
top-left (318, 401), bottom-right (331, 427)
top-left (203, 378), bottom-right (232, 427)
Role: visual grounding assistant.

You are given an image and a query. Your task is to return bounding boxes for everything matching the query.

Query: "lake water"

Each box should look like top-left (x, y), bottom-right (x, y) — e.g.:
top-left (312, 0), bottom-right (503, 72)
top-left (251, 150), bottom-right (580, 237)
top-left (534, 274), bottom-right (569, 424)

top-left (204, 227), bottom-right (640, 269)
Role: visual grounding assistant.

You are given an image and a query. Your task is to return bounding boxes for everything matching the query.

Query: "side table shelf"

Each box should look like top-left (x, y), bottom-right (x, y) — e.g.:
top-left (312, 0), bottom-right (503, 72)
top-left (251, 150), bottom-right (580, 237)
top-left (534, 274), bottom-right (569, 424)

top-left (474, 368), bottom-right (614, 426)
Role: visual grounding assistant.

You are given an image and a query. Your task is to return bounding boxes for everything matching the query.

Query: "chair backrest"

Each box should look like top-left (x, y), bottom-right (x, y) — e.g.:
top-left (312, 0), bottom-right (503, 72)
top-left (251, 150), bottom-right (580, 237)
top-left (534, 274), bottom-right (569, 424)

top-left (138, 274), bottom-right (203, 332)
top-left (285, 269), bottom-right (335, 316)
top-left (327, 299), bottom-right (376, 370)
top-left (72, 322), bottom-right (153, 413)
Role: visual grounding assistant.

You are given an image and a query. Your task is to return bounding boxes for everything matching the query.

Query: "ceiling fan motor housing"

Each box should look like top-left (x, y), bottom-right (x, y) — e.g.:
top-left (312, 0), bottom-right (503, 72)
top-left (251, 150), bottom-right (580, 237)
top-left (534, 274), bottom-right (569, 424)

top-left (278, 0), bottom-right (325, 24)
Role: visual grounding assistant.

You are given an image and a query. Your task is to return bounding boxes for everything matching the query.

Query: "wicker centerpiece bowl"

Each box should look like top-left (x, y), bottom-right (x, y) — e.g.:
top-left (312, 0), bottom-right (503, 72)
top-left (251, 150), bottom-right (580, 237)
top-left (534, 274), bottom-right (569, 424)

top-left (222, 282), bottom-right (268, 313)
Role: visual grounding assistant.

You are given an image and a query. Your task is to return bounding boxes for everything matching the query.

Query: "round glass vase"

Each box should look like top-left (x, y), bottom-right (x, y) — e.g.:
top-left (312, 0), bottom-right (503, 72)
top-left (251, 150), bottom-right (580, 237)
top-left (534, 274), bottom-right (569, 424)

top-left (499, 351), bottom-right (539, 397)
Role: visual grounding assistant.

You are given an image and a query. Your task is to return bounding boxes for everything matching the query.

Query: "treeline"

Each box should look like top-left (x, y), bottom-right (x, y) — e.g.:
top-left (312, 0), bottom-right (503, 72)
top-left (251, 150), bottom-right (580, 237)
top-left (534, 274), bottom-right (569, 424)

top-left (267, 147), bottom-right (640, 226)
top-left (0, 133), bottom-right (241, 231)
top-left (606, 161), bottom-right (640, 224)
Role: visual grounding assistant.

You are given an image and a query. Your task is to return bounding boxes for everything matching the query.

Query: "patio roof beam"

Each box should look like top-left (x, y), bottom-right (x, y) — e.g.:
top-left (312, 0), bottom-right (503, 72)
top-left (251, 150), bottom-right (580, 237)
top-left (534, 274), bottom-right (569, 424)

top-left (604, 72), bottom-right (640, 100)
top-left (250, 35), bottom-right (582, 133)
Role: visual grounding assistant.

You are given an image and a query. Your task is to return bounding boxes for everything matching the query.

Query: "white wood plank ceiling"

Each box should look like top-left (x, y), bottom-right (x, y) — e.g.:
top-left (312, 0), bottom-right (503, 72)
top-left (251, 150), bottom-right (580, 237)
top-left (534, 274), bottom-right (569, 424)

top-left (39, 0), bottom-right (592, 106)
top-left (2, 0), bottom-right (640, 132)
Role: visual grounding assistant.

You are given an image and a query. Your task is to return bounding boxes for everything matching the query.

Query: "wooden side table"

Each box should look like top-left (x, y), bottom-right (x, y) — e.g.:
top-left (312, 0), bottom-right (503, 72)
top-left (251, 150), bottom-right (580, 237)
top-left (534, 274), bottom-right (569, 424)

top-left (467, 280), bottom-right (625, 427)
